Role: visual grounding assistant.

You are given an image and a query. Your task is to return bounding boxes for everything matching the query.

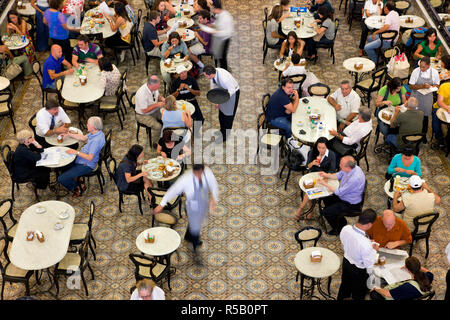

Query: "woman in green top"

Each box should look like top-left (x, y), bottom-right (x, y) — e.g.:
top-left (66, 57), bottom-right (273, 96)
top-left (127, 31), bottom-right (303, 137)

top-left (375, 77), bottom-right (407, 137)
top-left (413, 28), bottom-right (442, 60)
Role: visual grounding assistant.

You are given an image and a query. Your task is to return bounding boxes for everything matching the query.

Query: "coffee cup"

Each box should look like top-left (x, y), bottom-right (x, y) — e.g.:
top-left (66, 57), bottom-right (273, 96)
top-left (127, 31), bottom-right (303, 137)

top-left (79, 75), bottom-right (87, 85)
top-left (57, 135), bottom-right (63, 143)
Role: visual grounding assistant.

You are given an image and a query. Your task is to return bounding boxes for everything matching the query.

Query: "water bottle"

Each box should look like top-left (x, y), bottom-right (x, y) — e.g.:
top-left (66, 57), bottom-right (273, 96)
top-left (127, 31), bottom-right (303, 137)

top-left (318, 122), bottom-right (324, 135)
top-left (307, 106), bottom-right (311, 115)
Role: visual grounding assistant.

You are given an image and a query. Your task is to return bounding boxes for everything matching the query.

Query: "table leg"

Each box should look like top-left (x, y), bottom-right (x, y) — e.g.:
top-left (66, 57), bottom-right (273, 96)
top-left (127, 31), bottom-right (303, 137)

top-left (316, 277), bottom-right (336, 300)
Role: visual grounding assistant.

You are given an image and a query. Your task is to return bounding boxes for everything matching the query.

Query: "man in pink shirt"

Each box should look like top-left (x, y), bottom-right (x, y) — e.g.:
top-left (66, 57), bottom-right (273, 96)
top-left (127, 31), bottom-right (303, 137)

top-left (363, 1), bottom-right (400, 63)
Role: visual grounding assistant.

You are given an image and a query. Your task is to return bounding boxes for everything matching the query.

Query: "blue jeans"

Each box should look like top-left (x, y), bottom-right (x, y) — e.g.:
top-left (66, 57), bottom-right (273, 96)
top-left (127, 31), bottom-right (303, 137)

top-left (432, 108), bottom-right (444, 142)
top-left (269, 117), bottom-right (292, 138)
top-left (58, 163), bottom-right (93, 191)
top-left (386, 134), bottom-right (398, 148)
top-left (364, 35), bottom-right (392, 63)
top-left (36, 5), bottom-right (50, 52)
top-left (379, 121), bottom-right (391, 136)
top-left (45, 82), bottom-right (56, 89)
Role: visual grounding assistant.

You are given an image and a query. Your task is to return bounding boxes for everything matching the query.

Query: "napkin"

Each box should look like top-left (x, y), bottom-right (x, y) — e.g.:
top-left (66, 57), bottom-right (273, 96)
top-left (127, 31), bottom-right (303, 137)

top-left (311, 250), bottom-right (321, 257)
top-left (98, 2), bottom-right (114, 16)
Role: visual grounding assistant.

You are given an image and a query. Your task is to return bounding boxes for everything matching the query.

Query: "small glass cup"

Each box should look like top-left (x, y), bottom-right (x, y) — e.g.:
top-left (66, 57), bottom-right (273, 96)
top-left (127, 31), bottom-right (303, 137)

top-left (379, 256), bottom-right (386, 266)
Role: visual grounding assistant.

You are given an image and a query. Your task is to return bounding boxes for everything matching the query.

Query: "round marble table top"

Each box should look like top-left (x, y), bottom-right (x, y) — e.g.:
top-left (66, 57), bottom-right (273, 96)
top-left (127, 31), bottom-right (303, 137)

top-left (294, 247), bottom-right (341, 279)
top-left (136, 227), bottom-right (181, 256)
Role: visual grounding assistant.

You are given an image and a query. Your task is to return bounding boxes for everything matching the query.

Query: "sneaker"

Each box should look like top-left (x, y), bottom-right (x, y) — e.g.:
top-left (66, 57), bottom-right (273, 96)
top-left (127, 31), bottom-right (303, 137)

top-left (119, 50), bottom-right (126, 62)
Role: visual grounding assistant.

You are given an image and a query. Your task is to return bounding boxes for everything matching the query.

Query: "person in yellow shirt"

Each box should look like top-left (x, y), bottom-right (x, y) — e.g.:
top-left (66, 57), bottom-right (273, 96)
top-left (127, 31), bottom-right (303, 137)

top-left (432, 82), bottom-right (450, 147)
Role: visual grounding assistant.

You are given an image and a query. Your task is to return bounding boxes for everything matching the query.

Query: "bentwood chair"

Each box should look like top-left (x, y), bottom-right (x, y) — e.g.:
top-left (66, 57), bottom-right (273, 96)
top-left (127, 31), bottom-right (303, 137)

top-left (1, 145), bottom-right (39, 201)
top-left (147, 187), bottom-right (182, 227)
top-left (69, 200), bottom-right (97, 260)
top-left (129, 253), bottom-right (171, 290)
top-left (375, 30), bottom-right (398, 67)
top-left (355, 67), bottom-right (387, 109)
top-left (0, 236), bottom-right (34, 300)
top-left (307, 83), bottom-right (331, 97)
top-left (282, 74), bottom-right (307, 96)
top-left (409, 212), bottom-right (440, 259)
top-left (353, 131), bottom-right (372, 171)
top-left (395, 0), bottom-right (411, 15)
top-left (106, 157), bottom-right (145, 215)
top-left (262, 16), bottom-right (282, 64)
top-left (255, 112), bottom-right (284, 162)
top-left (0, 91), bottom-right (17, 133)
top-left (113, 24), bottom-right (139, 66)
top-left (0, 199), bottom-right (17, 242)
top-left (402, 134), bottom-right (426, 156)
top-left (347, 0), bottom-right (365, 31)
top-left (315, 19), bottom-right (339, 64)
top-left (279, 138), bottom-right (306, 190)
top-left (130, 92), bottom-right (154, 147)
top-left (98, 83), bottom-right (126, 130)
top-left (54, 234), bottom-right (94, 297)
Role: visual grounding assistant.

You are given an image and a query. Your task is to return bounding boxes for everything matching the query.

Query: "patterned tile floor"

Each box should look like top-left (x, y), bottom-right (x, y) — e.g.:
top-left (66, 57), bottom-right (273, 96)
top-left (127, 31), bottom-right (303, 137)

top-left (0, 0), bottom-right (448, 300)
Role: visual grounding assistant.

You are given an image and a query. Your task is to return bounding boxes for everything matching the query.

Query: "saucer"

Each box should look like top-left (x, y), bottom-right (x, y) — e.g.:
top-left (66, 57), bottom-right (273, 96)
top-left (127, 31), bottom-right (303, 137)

top-left (35, 206), bottom-right (46, 214)
top-left (54, 223), bottom-right (64, 230)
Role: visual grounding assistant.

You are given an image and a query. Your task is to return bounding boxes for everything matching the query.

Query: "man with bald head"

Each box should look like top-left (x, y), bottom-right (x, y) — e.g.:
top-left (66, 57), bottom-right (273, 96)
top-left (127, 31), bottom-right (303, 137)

top-left (135, 75), bottom-right (166, 148)
top-left (42, 44), bottom-right (74, 89)
top-left (366, 210), bottom-right (412, 249)
top-left (317, 155), bottom-right (366, 235)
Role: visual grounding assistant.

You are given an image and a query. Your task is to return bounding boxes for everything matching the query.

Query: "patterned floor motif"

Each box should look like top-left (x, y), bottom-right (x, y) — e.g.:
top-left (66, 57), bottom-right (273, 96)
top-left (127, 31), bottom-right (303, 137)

top-left (0, 0), bottom-right (448, 300)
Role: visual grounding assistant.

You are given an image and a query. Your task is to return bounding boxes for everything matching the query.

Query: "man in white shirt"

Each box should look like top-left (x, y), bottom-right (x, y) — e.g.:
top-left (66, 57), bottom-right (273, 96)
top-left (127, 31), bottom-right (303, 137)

top-left (282, 53), bottom-right (306, 91)
top-left (130, 279), bottom-right (165, 300)
top-left (338, 208), bottom-right (378, 300)
top-left (364, 1), bottom-right (400, 63)
top-left (35, 98), bottom-right (71, 147)
top-left (153, 164), bottom-right (219, 265)
top-left (409, 56), bottom-right (440, 140)
top-left (359, 0), bottom-right (383, 57)
top-left (200, 0), bottom-right (234, 70)
top-left (328, 80), bottom-right (361, 131)
top-left (203, 65), bottom-right (240, 143)
top-left (329, 107), bottom-right (372, 157)
top-left (134, 75), bottom-right (165, 148)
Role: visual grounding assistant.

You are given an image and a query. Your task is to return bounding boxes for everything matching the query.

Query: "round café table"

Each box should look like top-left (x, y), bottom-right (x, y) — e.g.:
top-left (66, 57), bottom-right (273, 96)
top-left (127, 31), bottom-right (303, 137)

top-left (142, 157), bottom-right (182, 182)
top-left (174, 100), bottom-right (195, 115)
top-left (61, 63), bottom-right (105, 104)
top-left (384, 177), bottom-right (412, 199)
top-left (365, 15), bottom-right (385, 29)
top-left (17, 3), bottom-right (36, 16)
top-left (399, 15), bottom-right (425, 29)
top-left (0, 77), bottom-right (10, 91)
top-left (297, 172), bottom-right (340, 220)
top-left (438, 14), bottom-right (450, 27)
top-left (9, 200), bottom-right (75, 296)
top-left (45, 128), bottom-right (83, 147)
top-left (294, 247), bottom-right (341, 300)
top-left (174, 3), bottom-right (194, 17)
top-left (41, 146), bottom-right (77, 197)
top-left (280, 11), bottom-right (317, 39)
top-left (291, 96), bottom-right (337, 146)
top-left (167, 17), bottom-right (195, 29)
top-left (176, 28), bottom-right (195, 42)
top-left (81, 7), bottom-right (116, 39)
top-left (160, 59), bottom-right (193, 74)
top-left (343, 57), bottom-right (376, 87)
top-left (1, 35), bottom-right (29, 51)
top-left (136, 227), bottom-right (181, 290)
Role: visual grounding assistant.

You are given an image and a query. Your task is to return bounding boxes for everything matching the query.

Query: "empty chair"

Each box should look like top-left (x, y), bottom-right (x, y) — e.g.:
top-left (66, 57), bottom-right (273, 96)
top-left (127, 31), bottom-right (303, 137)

top-left (69, 200), bottom-right (97, 261)
top-left (409, 212), bottom-right (439, 259)
top-left (308, 83), bottom-right (331, 97)
top-left (0, 91), bottom-right (17, 133)
top-left (129, 253), bottom-right (171, 290)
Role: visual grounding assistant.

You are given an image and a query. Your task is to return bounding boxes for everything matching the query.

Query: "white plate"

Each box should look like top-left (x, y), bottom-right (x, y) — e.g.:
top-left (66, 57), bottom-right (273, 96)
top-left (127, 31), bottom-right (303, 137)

top-left (59, 211), bottom-right (69, 219)
top-left (150, 171), bottom-right (163, 179)
top-left (35, 206), bottom-right (46, 214)
top-left (54, 223), bottom-right (64, 230)
top-left (172, 56), bottom-right (184, 63)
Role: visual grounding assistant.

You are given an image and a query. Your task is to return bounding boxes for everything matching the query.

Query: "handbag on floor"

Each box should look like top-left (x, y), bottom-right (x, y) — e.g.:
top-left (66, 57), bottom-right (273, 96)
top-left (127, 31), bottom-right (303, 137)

top-left (387, 52), bottom-right (410, 79)
top-left (1, 61), bottom-right (23, 80)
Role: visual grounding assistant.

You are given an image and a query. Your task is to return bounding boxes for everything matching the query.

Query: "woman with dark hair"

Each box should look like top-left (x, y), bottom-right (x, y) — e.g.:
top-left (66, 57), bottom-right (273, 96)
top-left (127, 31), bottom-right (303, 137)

top-left (386, 146), bottom-right (421, 179)
top-left (43, 0), bottom-right (80, 60)
top-left (266, 5), bottom-right (286, 47)
top-left (413, 28), bottom-right (442, 60)
top-left (439, 54), bottom-right (450, 82)
top-left (99, 57), bottom-right (122, 97)
top-left (153, 0), bottom-right (172, 34)
top-left (294, 137), bottom-right (336, 221)
top-left (157, 129), bottom-right (192, 161)
top-left (280, 31), bottom-right (305, 58)
top-left (370, 256), bottom-right (433, 300)
top-left (115, 144), bottom-right (153, 201)
top-left (104, 2), bottom-right (133, 61)
top-left (115, 0), bottom-right (136, 24)
top-left (304, 6), bottom-right (335, 61)
top-left (6, 10), bottom-right (36, 63)
top-left (375, 77), bottom-right (407, 137)
top-left (160, 32), bottom-right (189, 83)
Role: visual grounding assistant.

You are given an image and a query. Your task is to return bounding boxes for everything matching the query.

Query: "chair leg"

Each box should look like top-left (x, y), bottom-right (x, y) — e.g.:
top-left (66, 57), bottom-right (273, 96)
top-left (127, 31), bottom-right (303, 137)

top-left (178, 200), bottom-right (182, 218)
top-left (284, 168), bottom-right (291, 190)
top-left (80, 272), bottom-right (89, 296)
top-left (54, 273), bottom-right (60, 296)
top-left (136, 124), bottom-right (140, 141)
top-left (279, 163), bottom-right (286, 178)
top-left (425, 237), bottom-right (430, 259)
top-left (97, 172), bottom-right (104, 194)
top-left (1, 279), bottom-right (5, 300)
top-left (11, 181), bottom-right (15, 201)
top-left (409, 242), bottom-right (413, 256)
top-left (300, 273), bottom-right (305, 299)
top-left (263, 47), bottom-right (268, 64)
top-left (365, 154), bottom-right (369, 171)
top-left (145, 55), bottom-right (149, 75)
top-left (119, 193), bottom-right (123, 213)
top-left (89, 238), bottom-right (97, 261)
top-left (88, 262), bottom-right (95, 280)
top-left (25, 280), bottom-right (30, 296)
top-left (137, 193), bottom-right (143, 215)
top-left (152, 214), bottom-right (155, 227)
top-left (10, 116), bottom-right (16, 133)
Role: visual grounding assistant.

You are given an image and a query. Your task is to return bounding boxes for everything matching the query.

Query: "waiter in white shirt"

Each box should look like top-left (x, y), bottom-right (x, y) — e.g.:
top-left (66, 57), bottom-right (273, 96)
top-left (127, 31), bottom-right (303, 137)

top-left (203, 65), bottom-right (240, 143)
top-left (408, 56), bottom-right (440, 140)
top-left (35, 98), bottom-right (71, 147)
top-left (327, 80), bottom-right (361, 131)
top-left (338, 208), bottom-right (379, 300)
top-left (153, 164), bottom-right (219, 264)
top-left (199, 0), bottom-right (234, 70)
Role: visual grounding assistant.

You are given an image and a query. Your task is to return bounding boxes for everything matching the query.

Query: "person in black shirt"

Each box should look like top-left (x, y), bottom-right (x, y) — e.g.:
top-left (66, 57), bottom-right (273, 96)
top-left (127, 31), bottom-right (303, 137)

top-left (12, 130), bottom-right (50, 193)
top-left (294, 137), bottom-right (336, 221)
top-left (171, 65), bottom-right (204, 125)
top-left (157, 130), bottom-right (191, 162)
top-left (115, 144), bottom-right (153, 202)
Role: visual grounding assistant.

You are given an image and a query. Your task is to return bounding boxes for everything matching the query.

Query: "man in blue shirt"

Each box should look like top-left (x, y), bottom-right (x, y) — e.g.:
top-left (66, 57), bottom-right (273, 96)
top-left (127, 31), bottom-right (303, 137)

top-left (58, 116), bottom-right (105, 197)
top-left (42, 44), bottom-right (74, 89)
top-left (265, 78), bottom-right (299, 139)
top-left (307, 0), bottom-right (335, 19)
top-left (317, 155), bottom-right (366, 235)
top-left (142, 11), bottom-right (165, 58)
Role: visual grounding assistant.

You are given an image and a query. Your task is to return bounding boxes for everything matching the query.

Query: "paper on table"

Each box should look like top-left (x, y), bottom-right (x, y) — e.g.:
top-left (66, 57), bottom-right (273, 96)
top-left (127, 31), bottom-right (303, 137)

top-left (378, 248), bottom-right (409, 257)
top-left (382, 267), bottom-right (412, 285)
top-left (167, 20), bottom-right (179, 35)
top-left (417, 87), bottom-right (438, 95)
top-left (98, 2), bottom-right (114, 16)
top-left (305, 186), bottom-right (331, 199)
top-left (36, 151), bottom-right (60, 166)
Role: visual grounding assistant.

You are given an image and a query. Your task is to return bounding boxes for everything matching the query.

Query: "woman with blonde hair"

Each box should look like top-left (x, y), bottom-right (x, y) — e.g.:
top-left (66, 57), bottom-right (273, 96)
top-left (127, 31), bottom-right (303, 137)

top-left (130, 279), bottom-right (165, 300)
top-left (12, 129), bottom-right (50, 192)
top-left (161, 95), bottom-right (192, 133)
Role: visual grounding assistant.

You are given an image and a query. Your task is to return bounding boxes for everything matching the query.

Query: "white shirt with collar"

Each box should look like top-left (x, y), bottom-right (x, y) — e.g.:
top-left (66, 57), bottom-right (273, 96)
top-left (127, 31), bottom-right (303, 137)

top-left (36, 107), bottom-right (71, 137)
top-left (130, 286), bottom-right (165, 300)
top-left (160, 167), bottom-right (219, 207)
top-left (135, 83), bottom-right (160, 115)
top-left (409, 66), bottom-right (440, 86)
top-left (210, 68), bottom-right (239, 97)
top-left (342, 119), bottom-right (372, 150)
top-left (213, 10), bottom-right (234, 39)
top-left (340, 224), bottom-right (377, 271)
top-left (330, 88), bottom-right (361, 121)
